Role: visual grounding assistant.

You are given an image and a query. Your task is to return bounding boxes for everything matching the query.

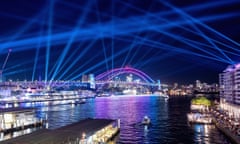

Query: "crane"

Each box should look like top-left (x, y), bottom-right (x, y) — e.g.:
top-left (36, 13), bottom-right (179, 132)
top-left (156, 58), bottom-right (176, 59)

top-left (0, 49), bottom-right (12, 82)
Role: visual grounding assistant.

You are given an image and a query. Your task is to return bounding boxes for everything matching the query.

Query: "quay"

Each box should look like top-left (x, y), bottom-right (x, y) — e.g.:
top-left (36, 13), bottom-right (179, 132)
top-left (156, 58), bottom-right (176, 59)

top-left (0, 108), bottom-right (46, 133)
top-left (187, 97), bottom-right (240, 144)
top-left (215, 122), bottom-right (240, 144)
top-left (188, 111), bottom-right (240, 144)
top-left (211, 108), bottom-right (240, 144)
top-left (1, 118), bottom-right (120, 144)
top-left (188, 108), bottom-right (240, 144)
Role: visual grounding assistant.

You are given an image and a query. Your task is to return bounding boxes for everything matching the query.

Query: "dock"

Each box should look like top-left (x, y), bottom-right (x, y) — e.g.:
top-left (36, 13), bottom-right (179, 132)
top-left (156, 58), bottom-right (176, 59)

top-left (0, 107), bottom-right (46, 133)
top-left (1, 118), bottom-right (120, 144)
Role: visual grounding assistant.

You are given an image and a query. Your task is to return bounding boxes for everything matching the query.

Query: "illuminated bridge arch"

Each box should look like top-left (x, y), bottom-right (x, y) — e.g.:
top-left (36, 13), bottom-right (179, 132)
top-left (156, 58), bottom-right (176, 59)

top-left (96, 67), bottom-right (155, 84)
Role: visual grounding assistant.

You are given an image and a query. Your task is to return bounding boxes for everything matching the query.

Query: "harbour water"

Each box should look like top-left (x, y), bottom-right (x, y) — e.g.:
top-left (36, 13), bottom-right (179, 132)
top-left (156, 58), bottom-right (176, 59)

top-left (2, 96), bottom-right (233, 143)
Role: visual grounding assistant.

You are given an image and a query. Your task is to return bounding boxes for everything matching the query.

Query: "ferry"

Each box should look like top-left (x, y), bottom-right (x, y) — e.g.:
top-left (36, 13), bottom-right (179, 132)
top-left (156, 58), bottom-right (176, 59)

top-left (0, 89), bottom-right (89, 108)
top-left (96, 90), bottom-right (170, 98)
top-left (153, 91), bottom-right (169, 99)
top-left (96, 89), bottom-right (137, 97)
top-left (142, 116), bottom-right (151, 125)
top-left (122, 89), bottom-right (137, 95)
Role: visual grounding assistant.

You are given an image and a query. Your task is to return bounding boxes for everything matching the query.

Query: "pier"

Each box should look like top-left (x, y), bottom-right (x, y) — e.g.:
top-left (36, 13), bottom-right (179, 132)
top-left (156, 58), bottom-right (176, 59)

top-left (1, 118), bottom-right (120, 144)
top-left (0, 108), bottom-right (46, 134)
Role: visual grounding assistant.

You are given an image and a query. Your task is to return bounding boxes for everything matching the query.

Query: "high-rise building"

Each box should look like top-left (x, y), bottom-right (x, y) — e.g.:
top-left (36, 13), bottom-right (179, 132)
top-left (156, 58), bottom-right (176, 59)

top-left (81, 74), bottom-right (95, 89)
top-left (126, 74), bottom-right (133, 82)
top-left (89, 74), bottom-right (95, 89)
top-left (81, 74), bottom-right (88, 83)
top-left (173, 83), bottom-right (178, 89)
top-left (219, 63), bottom-right (240, 119)
top-left (219, 64), bottom-right (240, 104)
top-left (195, 80), bottom-right (202, 90)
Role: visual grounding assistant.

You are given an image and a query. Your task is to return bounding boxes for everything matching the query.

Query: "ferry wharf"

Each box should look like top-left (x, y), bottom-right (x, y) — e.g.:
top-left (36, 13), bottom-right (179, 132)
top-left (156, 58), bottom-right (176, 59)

top-left (0, 107), bottom-right (46, 133)
top-left (1, 118), bottom-right (120, 144)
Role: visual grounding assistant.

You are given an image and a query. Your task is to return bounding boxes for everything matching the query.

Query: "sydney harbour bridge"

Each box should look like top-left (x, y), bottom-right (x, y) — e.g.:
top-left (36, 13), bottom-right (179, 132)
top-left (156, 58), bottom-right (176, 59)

top-left (1, 67), bottom-right (161, 94)
top-left (95, 67), bottom-right (161, 95)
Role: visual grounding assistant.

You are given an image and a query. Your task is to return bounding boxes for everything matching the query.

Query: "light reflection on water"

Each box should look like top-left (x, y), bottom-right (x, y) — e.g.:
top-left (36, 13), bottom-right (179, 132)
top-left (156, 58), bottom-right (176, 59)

top-left (1, 96), bottom-right (233, 143)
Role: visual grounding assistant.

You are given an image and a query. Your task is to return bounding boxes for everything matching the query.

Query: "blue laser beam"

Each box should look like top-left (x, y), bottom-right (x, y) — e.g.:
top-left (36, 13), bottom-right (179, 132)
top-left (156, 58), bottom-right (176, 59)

top-left (45, 0), bottom-right (55, 83)
top-left (158, 0), bottom-right (240, 47)
top-left (50, 0), bottom-right (94, 82)
top-left (58, 40), bottom-right (97, 80)
top-left (32, 24), bottom-right (44, 81)
top-left (160, 0), bottom-right (234, 64)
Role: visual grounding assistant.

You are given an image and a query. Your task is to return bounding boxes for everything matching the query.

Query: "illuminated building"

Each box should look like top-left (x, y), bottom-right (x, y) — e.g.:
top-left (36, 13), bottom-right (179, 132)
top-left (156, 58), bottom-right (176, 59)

top-left (126, 74), bottom-right (133, 82)
top-left (195, 80), bottom-right (202, 90)
top-left (219, 64), bottom-right (240, 104)
top-left (219, 63), bottom-right (240, 119)
top-left (81, 74), bottom-right (95, 89)
top-left (89, 74), bottom-right (95, 89)
top-left (81, 74), bottom-right (88, 83)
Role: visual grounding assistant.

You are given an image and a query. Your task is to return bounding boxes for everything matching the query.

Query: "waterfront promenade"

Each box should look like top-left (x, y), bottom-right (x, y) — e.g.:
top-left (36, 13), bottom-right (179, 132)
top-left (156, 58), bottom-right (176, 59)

top-left (187, 98), bottom-right (240, 144)
top-left (210, 108), bottom-right (240, 144)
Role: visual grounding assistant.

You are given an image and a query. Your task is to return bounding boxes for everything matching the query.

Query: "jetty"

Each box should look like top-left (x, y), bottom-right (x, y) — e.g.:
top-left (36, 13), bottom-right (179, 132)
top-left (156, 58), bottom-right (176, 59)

top-left (0, 107), bottom-right (46, 133)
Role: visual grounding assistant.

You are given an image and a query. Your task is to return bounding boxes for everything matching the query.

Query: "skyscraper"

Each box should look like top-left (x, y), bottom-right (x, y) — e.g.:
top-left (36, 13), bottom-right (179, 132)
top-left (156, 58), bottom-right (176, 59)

top-left (219, 63), bottom-right (240, 119)
top-left (219, 64), bottom-right (240, 104)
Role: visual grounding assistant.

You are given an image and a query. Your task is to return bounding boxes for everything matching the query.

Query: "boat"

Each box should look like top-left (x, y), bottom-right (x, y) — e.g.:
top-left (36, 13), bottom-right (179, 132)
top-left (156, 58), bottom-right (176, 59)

top-left (74, 99), bottom-right (86, 105)
top-left (142, 116), bottom-right (151, 125)
top-left (96, 92), bottom-right (113, 97)
top-left (187, 113), bottom-right (213, 124)
top-left (153, 91), bottom-right (169, 99)
top-left (122, 89), bottom-right (137, 95)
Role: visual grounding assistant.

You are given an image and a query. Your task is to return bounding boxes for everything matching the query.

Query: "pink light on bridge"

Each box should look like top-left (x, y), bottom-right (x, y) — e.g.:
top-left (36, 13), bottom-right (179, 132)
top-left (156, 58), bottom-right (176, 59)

top-left (96, 67), bottom-right (155, 84)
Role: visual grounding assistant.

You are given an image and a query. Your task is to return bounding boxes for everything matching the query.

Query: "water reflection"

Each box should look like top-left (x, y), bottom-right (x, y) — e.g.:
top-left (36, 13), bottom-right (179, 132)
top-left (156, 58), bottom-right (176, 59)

top-left (192, 124), bottom-right (211, 144)
top-left (191, 124), bottom-right (232, 144)
top-left (0, 96), bottom-right (233, 143)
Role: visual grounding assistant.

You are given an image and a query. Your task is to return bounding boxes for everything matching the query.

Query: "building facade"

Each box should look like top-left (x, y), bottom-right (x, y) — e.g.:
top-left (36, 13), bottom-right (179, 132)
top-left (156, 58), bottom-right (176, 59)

top-left (219, 64), bottom-right (240, 119)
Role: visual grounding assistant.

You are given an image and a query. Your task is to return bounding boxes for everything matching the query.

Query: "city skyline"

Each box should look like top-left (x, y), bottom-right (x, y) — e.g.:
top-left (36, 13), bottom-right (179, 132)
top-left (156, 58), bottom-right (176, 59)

top-left (0, 0), bottom-right (239, 84)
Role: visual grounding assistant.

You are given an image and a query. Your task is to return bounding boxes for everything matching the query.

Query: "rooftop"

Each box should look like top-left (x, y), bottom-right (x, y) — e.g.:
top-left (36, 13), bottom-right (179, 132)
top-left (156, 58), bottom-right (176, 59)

top-left (1, 118), bottom-right (116, 144)
top-left (0, 107), bottom-right (36, 113)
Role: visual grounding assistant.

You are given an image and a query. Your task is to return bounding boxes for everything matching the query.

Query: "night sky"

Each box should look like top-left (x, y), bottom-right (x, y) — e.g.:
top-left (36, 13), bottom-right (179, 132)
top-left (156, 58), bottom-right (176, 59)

top-left (0, 0), bottom-right (239, 84)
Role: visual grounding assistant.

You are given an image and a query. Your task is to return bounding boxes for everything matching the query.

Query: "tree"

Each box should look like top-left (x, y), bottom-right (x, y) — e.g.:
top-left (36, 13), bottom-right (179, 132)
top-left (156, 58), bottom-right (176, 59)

top-left (191, 96), bottom-right (211, 107)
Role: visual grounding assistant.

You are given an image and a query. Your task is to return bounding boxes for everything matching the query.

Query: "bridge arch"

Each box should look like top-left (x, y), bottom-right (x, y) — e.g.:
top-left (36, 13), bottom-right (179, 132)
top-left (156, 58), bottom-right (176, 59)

top-left (96, 67), bottom-right (155, 84)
